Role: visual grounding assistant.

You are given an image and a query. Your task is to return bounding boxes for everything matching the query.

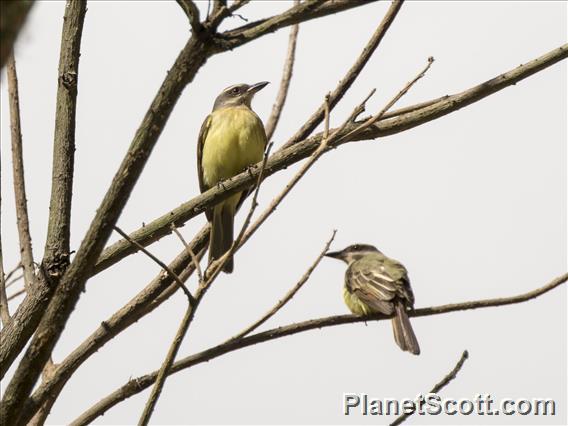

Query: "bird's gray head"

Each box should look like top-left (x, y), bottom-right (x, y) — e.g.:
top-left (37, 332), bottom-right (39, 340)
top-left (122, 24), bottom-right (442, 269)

top-left (213, 81), bottom-right (269, 111)
top-left (325, 243), bottom-right (382, 264)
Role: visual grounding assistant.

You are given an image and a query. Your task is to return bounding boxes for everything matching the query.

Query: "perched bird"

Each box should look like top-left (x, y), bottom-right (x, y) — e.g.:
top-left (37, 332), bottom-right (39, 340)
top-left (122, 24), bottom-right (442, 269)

top-left (197, 82), bottom-right (269, 273)
top-left (326, 244), bottom-right (420, 355)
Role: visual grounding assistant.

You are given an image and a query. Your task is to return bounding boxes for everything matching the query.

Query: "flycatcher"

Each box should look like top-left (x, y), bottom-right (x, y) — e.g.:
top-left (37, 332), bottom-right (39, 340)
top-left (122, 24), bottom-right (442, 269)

top-left (326, 244), bottom-right (420, 355)
top-left (197, 82), bottom-right (269, 273)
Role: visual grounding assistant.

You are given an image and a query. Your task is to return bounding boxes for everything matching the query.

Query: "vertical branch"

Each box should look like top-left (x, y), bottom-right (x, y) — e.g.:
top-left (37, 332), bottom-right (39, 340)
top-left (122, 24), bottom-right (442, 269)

top-left (138, 304), bottom-right (196, 425)
top-left (0, 237), bottom-right (9, 326)
top-left (390, 350), bottom-right (469, 426)
top-left (43, 0), bottom-right (87, 281)
top-left (7, 53), bottom-right (35, 293)
top-left (264, 0), bottom-right (300, 141)
top-left (0, 1), bottom-right (34, 70)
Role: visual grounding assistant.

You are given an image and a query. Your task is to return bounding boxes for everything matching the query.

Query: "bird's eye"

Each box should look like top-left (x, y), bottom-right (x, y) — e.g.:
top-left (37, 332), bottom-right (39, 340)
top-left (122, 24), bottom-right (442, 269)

top-left (231, 87), bottom-right (240, 95)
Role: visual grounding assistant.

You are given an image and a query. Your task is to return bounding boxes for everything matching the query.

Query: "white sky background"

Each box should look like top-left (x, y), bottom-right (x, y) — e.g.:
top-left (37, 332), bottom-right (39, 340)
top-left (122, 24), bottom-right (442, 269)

top-left (0, 1), bottom-right (566, 425)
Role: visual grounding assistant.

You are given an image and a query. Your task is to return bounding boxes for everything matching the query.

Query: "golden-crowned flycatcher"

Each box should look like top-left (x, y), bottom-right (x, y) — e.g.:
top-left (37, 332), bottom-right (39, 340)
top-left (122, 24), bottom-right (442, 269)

top-left (326, 244), bottom-right (420, 355)
top-left (197, 82), bottom-right (269, 273)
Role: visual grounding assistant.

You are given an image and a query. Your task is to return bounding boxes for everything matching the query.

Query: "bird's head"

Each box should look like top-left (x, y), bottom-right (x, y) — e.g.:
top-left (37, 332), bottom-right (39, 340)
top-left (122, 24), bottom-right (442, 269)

top-left (213, 81), bottom-right (269, 111)
top-left (325, 243), bottom-right (382, 264)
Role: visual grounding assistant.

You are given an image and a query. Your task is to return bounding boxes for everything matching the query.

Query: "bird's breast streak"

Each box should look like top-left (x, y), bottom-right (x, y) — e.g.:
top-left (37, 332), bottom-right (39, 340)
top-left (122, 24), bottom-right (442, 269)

top-left (202, 107), bottom-right (265, 188)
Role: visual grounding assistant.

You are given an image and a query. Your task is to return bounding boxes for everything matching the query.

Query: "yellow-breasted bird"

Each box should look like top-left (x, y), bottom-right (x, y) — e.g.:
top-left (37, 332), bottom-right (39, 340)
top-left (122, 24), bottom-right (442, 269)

top-left (197, 82), bottom-right (269, 273)
top-left (326, 244), bottom-right (420, 355)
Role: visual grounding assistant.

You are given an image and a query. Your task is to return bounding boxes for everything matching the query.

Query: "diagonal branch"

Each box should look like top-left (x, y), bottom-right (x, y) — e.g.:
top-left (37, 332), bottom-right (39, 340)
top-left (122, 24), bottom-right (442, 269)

top-left (70, 273), bottom-right (567, 425)
top-left (22, 229), bottom-right (210, 424)
top-left (7, 53), bottom-right (35, 293)
top-left (137, 300), bottom-right (196, 425)
top-left (229, 229), bottom-right (336, 341)
top-left (264, 0), bottom-right (300, 141)
top-left (391, 350), bottom-right (470, 426)
top-left (113, 226), bottom-right (194, 303)
top-left (93, 43), bottom-right (568, 276)
top-left (218, 0), bottom-right (373, 51)
top-left (285, 0), bottom-right (404, 147)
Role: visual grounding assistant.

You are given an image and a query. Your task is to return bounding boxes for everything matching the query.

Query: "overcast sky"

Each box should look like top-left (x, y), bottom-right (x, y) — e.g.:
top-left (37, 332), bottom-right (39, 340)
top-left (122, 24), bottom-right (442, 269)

top-left (0, 1), bottom-right (566, 425)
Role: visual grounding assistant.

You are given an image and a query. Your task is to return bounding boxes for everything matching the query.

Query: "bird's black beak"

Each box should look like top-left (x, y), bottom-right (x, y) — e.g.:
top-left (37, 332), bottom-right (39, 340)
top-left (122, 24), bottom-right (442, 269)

top-left (325, 250), bottom-right (343, 260)
top-left (248, 81), bottom-right (269, 94)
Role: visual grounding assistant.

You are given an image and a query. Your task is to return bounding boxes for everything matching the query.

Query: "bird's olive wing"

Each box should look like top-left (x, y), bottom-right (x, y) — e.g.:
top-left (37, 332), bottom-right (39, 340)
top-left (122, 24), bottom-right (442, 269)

top-left (197, 115), bottom-right (212, 221)
top-left (346, 266), bottom-right (397, 315)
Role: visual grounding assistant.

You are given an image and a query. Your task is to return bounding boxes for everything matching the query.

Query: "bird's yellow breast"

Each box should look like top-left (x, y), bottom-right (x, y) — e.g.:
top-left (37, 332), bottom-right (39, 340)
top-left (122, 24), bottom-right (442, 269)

top-left (201, 106), bottom-right (266, 188)
top-left (343, 286), bottom-right (372, 316)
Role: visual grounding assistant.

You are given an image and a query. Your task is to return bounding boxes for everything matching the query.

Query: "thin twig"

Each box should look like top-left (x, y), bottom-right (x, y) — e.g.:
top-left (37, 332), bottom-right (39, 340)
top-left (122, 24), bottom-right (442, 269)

top-left (70, 273), bottom-right (567, 426)
top-left (3, 262), bottom-right (21, 284)
top-left (138, 303), bottom-right (196, 426)
top-left (113, 227), bottom-right (194, 304)
top-left (229, 230), bottom-right (336, 341)
top-left (231, 143), bottom-right (273, 255)
top-left (24, 236), bottom-right (210, 422)
top-left (7, 53), bottom-right (35, 293)
top-left (0, 250), bottom-right (9, 326)
top-left (6, 273), bottom-right (23, 288)
top-left (7, 288), bottom-right (26, 302)
top-left (390, 350), bottom-right (470, 426)
top-left (207, 0), bottom-right (249, 29)
top-left (171, 225), bottom-right (203, 283)
top-left (284, 0), bottom-right (404, 147)
top-left (337, 56), bottom-right (435, 144)
top-left (265, 0), bottom-right (300, 141)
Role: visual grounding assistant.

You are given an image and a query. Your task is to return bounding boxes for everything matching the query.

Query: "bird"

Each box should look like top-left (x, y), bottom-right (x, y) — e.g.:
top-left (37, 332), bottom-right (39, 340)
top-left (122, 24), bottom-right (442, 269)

top-left (197, 82), bottom-right (269, 273)
top-left (325, 244), bottom-right (420, 355)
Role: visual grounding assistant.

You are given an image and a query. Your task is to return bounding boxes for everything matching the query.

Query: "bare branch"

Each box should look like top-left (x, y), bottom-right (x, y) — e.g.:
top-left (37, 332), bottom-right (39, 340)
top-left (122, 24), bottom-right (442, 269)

top-left (219, 0), bottom-right (373, 52)
top-left (337, 56), bottom-right (434, 144)
top-left (70, 273), bottom-right (567, 425)
top-left (175, 0), bottom-right (202, 34)
top-left (0, 0), bottom-right (86, 384)
top-left (171, 225), bottom-right (203, 283)
top-left (138, 303), bottom-right (195, 425)
top-left (43, 0), bottom-right (87, 281)
top-left (23, 229), bottom-right (210, 424)
top-left (93, 43), bottom-right (568, 276)
top-left (0, 250), bottom-right (10, 326)
top-left (265, 0), bottom-right (300, 141)
top-left (113, 226), bottom-right (194, 304)
top-left (214, 141), bottom-right (274, 276)
top-left (206, 0), bottom-right (250, 29)
top-left (7, 53), bottom-right (35, 292)
top-left (230, 229), bottom-right (336, 341)
top-left (390, 350), bottom-right (470, 426)
top-left (0, 1), bottom-right (34, 70)
top-left (7, 288), bottom-right (25, 302)
top-left (285, 0), bottom-right (404, 147)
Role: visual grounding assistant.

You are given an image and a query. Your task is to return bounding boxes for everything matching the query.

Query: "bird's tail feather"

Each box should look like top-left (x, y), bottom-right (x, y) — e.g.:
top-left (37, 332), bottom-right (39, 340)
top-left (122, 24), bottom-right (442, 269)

top-left (391, 302), bottom-right (420, 355)
top-left (209, 203), bottom-right (234, 273)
